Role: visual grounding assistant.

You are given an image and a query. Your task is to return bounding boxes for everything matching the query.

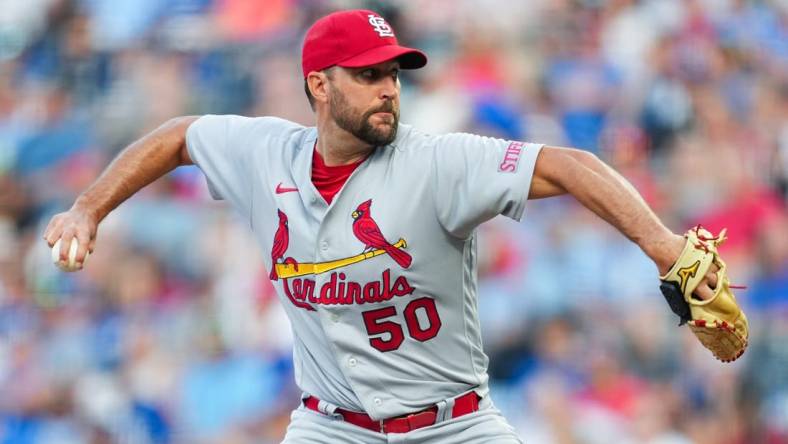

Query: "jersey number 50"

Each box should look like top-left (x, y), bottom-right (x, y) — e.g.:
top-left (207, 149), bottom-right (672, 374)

top-left (361, 297), bottom-right (442, 352)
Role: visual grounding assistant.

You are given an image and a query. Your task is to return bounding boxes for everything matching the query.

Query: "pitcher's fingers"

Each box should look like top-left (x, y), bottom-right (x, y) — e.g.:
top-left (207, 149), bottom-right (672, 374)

top-left (58, 229), bottom-right (76, 262)
top-left (705, 269), bottom-right (718, 289)
top-left (693, 281), bottom-right (714, 301)
top-left (74, 230), bottom-right (91, 266)
top-left (88, 237), bottom-right (96, 254)
top-left (44, 216), bottom-right (64, 247)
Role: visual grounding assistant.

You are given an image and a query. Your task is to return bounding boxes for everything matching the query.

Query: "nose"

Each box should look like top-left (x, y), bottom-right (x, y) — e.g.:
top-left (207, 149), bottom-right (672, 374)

top-left (379, 76), bottom-right (399, 101)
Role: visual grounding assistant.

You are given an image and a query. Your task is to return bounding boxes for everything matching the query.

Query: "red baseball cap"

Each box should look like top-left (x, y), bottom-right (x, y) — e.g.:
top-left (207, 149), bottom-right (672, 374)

top-left (302, 9), bottom-right (427, 78)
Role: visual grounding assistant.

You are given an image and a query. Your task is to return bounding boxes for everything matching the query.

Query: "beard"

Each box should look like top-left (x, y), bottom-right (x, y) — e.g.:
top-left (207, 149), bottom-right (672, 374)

top-left (329, 88), bottom-right (399, 146)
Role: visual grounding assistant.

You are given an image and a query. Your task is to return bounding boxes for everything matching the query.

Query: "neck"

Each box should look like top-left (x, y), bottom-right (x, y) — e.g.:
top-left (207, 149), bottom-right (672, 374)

top-left (316, 113), bottom-right (375, 166)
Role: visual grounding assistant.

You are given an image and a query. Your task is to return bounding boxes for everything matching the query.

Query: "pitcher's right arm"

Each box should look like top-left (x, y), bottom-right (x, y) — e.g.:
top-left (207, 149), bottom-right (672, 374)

top-left (43, 116), bottom-right (200, 268)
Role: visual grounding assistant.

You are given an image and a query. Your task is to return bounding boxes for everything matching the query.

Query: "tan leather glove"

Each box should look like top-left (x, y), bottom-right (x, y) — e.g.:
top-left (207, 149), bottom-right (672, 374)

top-left (659, 226), bottom-right (749, 362)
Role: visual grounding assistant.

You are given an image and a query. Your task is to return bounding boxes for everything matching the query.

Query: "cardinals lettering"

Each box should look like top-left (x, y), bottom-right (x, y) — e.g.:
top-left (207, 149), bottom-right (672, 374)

top-left (283, 269), bottom-right (415, 307)
top-left (268, 201), bottom-right (414, 312)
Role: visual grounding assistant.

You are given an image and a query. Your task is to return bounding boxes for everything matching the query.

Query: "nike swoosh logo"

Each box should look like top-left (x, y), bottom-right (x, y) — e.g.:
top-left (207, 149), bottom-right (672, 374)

top-left (275, 182), bottom-right (299, 194)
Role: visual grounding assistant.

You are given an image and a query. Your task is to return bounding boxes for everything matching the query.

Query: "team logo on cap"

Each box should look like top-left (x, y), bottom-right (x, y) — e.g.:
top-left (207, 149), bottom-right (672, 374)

top-left (368, 14), bottom-right (395, 37)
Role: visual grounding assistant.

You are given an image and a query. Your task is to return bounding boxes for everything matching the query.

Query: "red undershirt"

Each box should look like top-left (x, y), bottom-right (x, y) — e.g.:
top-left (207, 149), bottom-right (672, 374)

top-left (311, 147), bottom-right (366, 204)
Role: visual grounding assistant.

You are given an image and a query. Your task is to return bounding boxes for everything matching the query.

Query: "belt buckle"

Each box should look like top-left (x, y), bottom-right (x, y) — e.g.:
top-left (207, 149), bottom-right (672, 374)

top-left (379, 419), bottom-right (385, 434)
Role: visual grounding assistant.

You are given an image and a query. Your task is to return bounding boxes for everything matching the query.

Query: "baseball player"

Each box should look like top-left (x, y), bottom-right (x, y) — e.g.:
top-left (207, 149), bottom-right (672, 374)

top-left (43, 9), bottom-right (748, 443)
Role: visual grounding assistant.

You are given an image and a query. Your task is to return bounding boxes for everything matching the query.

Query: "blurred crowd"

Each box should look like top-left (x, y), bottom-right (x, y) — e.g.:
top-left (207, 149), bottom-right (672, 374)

top-left (0, 0), bottom-right (786, 443)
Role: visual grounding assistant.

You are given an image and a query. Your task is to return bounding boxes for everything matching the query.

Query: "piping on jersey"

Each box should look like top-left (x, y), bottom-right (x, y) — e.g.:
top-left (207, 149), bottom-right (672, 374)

top-left (274, 239), bottom-right (408, 279)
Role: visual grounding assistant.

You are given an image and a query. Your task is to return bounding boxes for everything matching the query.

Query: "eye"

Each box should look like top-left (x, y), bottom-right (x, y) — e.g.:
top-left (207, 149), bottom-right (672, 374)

top-left (360, 69), bottom-right (377, 79)
top-left (391, 69), bottom-right (399, 80)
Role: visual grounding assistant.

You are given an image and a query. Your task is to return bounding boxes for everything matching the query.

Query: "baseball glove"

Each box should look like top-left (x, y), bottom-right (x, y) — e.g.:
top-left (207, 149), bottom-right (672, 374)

top-left (659, 226), bottom-right (748, 362)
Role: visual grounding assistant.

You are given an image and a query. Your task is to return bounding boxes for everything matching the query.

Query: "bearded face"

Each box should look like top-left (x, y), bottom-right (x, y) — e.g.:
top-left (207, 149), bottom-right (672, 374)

top-left (328, 85), bottom-right (399, 146)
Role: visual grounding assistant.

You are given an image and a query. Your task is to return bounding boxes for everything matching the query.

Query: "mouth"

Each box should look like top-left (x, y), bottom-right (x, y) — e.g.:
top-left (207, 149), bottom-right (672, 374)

top-left (370, 112), bottom-right (395, 123)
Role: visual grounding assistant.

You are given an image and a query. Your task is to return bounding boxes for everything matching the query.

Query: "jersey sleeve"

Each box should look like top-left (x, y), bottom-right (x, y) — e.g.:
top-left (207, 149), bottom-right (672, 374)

top-left (186, 115), bottom-right (278, 222)
top-left (431, 133), bottom-right (543, 238)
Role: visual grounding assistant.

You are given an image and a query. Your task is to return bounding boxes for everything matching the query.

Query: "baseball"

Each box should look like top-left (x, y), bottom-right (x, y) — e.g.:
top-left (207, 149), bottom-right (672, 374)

top-left (51, 238), bottom-right (89, 272)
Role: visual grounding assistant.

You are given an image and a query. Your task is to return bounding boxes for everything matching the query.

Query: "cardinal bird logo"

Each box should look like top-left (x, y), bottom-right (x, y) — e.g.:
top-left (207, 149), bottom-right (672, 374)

top-left (352, 199), bottom-right (412, 269)
top-left (270, 209), bottom-right (299, 280)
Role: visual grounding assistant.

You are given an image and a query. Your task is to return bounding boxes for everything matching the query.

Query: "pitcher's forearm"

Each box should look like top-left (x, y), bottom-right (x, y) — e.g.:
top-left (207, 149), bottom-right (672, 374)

top-left (74, 116), bottom-right (198, 222)
top-left (535, 148), bottom-right (674, 257)
top-left (569, 150), bottom-right (671, 248)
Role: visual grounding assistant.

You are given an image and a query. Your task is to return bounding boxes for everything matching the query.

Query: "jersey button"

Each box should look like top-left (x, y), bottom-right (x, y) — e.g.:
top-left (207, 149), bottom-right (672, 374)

top-left (330, 313), bottom-right (339, 322)
top-left (348, 357), bottom-right (357, 367)
top-left (320, 241), bottom-right (329, 251)
top-left (374, 398), bottom-right (382, 406)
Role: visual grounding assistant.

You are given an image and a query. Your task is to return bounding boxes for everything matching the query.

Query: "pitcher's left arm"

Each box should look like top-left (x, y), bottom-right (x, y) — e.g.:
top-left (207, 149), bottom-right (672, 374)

top-left (528, 146), bottom-right (749, 362)
top-left (528, 146), bottom-right (714, 297)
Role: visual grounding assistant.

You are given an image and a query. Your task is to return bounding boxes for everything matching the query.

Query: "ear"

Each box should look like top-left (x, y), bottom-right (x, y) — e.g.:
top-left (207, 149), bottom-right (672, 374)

top-left (307, 71), bottom-right (330, 106)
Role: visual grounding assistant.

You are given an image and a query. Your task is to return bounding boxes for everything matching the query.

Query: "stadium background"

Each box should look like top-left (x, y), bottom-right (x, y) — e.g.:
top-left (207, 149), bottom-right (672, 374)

top-left (0, 0), bottom-right (786, 442)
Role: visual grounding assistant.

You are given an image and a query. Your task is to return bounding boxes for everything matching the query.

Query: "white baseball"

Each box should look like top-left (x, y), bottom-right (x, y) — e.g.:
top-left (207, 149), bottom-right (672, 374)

top-left (51, 238), bottom-right (89, 272)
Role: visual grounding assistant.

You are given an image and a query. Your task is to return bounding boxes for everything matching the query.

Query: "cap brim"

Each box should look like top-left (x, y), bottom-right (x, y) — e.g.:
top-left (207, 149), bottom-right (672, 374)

top-left (337, 45), bottom-right (427, 70)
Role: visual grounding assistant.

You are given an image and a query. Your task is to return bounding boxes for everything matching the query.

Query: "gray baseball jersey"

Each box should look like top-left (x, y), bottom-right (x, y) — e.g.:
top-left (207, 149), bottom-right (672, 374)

top-left (186, 115), bottom-right (542, 420)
